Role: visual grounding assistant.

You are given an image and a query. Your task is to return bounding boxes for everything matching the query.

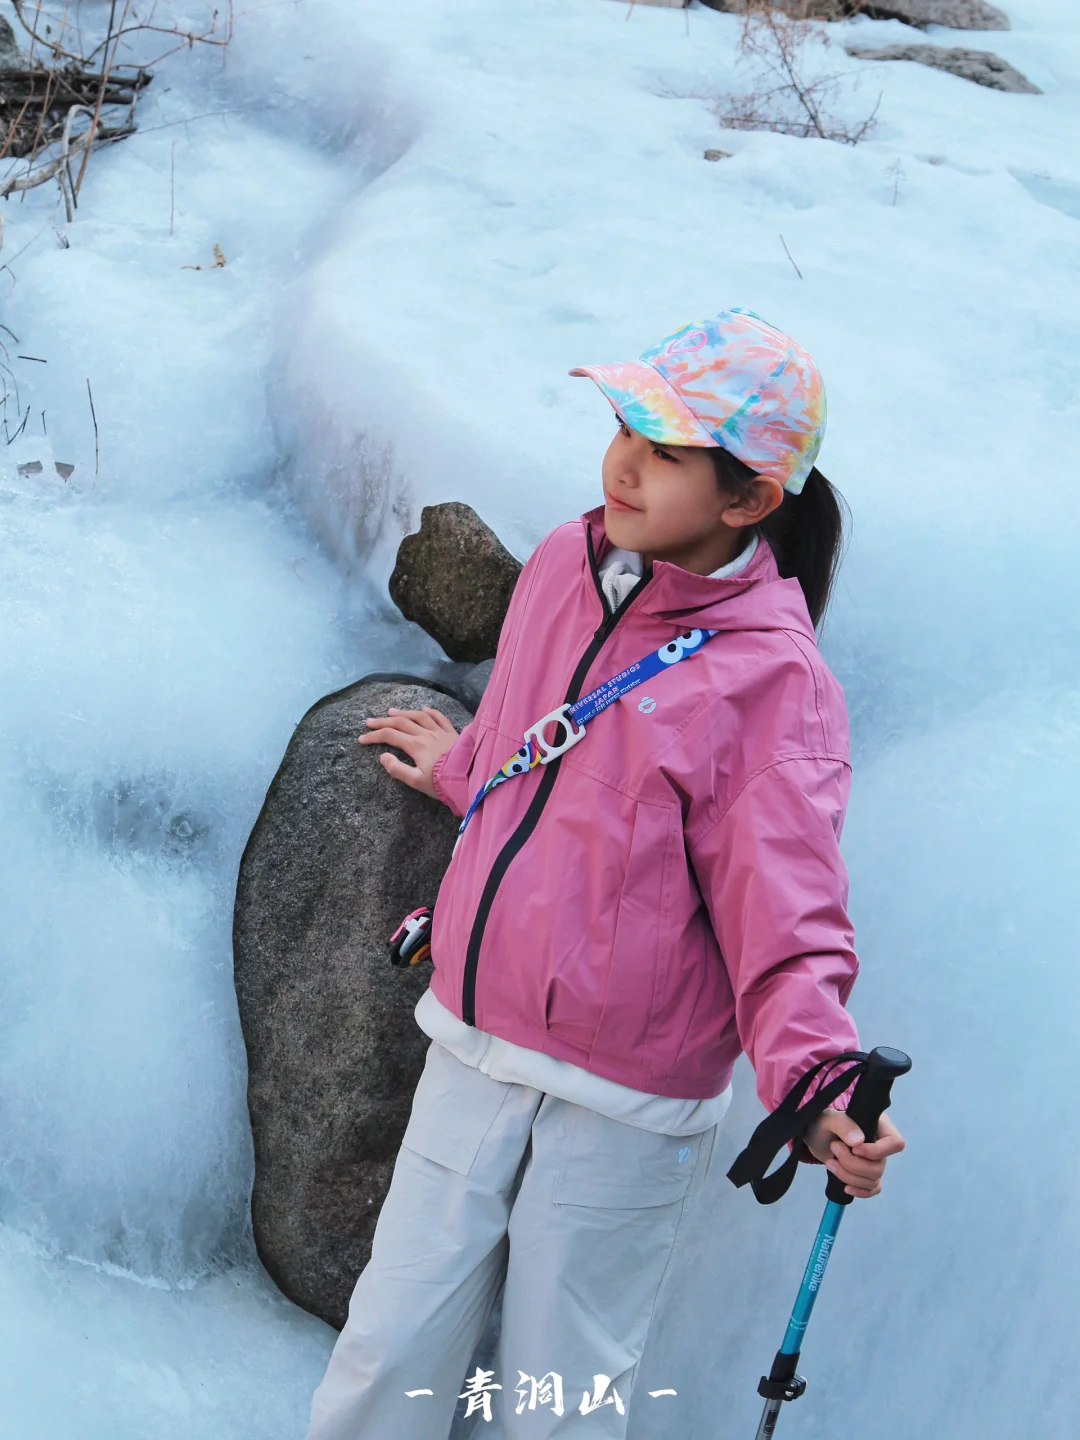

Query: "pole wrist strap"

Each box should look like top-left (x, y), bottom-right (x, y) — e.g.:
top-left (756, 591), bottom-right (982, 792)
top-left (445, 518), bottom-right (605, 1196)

top-left (727, 1051), bottom-right (868, 1205)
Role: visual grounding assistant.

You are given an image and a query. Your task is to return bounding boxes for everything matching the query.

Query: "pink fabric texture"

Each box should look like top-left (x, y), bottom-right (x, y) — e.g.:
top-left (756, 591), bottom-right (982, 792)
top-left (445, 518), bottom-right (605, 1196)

top-left (429, 509), bottom-right (860, 1113)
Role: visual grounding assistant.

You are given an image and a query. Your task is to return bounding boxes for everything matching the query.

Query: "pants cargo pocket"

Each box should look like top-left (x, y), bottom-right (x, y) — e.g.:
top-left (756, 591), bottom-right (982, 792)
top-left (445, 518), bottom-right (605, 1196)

top-left (400, 1042), bottom-right (520, 1178)
top-left (551, 1106), bottom-right (705, 1209)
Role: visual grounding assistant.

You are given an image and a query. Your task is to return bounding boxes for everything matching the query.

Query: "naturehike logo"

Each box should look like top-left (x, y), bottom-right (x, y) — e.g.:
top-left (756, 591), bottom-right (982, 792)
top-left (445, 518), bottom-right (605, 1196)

top-left (808, 1234), bottom-right (834, 1292)
top-left (678, 1145), bottom-right (691, 1163)
top-left (638, 697), bottom-right (656, 714)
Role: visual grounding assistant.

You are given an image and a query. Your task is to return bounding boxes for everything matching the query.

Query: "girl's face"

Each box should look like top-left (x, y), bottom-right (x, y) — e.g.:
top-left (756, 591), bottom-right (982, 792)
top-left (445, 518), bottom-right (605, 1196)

top-left (601, 416), bottom-right (782, 575)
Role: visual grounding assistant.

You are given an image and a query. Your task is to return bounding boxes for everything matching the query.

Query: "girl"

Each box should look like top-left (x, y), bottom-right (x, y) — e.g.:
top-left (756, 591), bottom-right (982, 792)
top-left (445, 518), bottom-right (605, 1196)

top-left (308, 309), bottom-right (905, 1439)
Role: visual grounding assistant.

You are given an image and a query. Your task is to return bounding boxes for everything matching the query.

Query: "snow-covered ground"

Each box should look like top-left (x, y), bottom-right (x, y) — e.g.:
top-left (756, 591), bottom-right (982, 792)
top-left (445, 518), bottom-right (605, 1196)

top-left (1, 0), bottom-right (1078, 1435)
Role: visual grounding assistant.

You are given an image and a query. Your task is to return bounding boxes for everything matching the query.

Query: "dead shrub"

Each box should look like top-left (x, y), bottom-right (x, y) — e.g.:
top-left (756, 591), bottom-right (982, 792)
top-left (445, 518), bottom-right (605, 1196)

top-left (0, 2), bottom-right (234, 238)
top-left (717, 0), bottom-right (879, 145)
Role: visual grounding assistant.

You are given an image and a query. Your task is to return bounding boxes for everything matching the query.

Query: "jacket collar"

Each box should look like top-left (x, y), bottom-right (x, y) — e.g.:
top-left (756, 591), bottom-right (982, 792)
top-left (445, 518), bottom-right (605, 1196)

top-left (581, 506), bottom-right (816, 640)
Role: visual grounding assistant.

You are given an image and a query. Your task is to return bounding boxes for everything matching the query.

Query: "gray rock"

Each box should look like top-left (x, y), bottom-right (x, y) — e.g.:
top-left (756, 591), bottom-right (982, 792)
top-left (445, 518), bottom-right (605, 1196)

top-left (0, 17), bottom-right (26, 70)
top-left (847, 43), bottom-right (1039, 92)
top-left (455, 658), bottom-right (496, 711)
top-left (698, 0), bottom-right (1009, 28)
top-left (854, 0), bottom-right (1009, 26)
top-left (389, 502), bottom-right (523, 664)
top-left (233, 676), bottom-right (473, 1329)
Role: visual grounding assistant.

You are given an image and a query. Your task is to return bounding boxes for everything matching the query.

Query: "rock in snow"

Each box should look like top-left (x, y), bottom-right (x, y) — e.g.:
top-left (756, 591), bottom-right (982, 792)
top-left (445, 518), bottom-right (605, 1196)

top-left (0, 17), bottom-right (27, 70)
top-left (847, 43), bottom-right (1040, 93)
top-left (857, 0), bottom-right (1009, 25)
top-left (233, 677), bottom-right (472, 1329)
top-left (698, 0), bottom-right (1009, 29)
top-left (390, 502), bottom-right (523, 663)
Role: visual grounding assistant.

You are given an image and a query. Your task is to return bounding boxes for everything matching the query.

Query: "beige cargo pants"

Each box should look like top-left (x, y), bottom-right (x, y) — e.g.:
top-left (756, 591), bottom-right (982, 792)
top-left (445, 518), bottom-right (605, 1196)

top-left (305, 1040), bottom-right (720, 1440)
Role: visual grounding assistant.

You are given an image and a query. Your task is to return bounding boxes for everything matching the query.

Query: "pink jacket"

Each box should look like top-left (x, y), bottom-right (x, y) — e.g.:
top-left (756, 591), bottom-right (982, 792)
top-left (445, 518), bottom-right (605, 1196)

top-left (429, 508), bottom-right (860, 1110)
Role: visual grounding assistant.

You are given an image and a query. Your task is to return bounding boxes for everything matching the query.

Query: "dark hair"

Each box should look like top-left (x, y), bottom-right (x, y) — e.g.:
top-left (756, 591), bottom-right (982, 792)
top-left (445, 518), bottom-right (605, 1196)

top-left (709, 448), bottom-right (847, 629)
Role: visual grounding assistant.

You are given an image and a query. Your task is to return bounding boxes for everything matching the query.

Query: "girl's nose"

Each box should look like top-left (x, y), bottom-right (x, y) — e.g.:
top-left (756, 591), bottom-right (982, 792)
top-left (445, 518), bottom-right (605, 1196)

top-left (614, 446), bottom-right (644, 486)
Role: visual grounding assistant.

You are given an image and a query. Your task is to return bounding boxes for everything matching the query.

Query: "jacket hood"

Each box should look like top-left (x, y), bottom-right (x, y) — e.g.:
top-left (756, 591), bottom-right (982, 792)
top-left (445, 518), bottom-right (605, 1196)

top-left (581, 506), bottom-right (817, 641)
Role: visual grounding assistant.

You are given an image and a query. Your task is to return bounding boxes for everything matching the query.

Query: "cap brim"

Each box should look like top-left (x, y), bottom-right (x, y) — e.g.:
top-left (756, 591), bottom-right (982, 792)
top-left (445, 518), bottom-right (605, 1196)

top-left (570, 361), bottom-right (718, 448)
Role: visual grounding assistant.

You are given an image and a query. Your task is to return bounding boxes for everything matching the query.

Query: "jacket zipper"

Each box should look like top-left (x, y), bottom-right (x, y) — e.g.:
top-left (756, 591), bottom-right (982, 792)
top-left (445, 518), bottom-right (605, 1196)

top-left (460, 530), bottom-right (651, 1026)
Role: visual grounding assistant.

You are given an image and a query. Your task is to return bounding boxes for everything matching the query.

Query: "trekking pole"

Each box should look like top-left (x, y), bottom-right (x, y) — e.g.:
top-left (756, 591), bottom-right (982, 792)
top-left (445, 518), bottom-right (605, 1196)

top-left (752, 1046), bottom-right (911, 1440)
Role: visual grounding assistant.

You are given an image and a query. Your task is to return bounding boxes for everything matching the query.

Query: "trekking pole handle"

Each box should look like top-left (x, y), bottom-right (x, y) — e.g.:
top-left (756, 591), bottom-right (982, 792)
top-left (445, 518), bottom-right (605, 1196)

top-left (824, 1046), bottom-right (911, 1206)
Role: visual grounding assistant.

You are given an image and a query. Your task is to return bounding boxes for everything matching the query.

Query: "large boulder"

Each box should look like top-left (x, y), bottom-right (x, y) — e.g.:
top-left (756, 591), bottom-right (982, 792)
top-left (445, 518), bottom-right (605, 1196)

top-left (854, 0), bottom-right (1009, 25)
top-left (233, 676), bottom-right (473, 1329)
top-left (699, 0), bottom-right (1009, 28)
top-left (846, 42), bottom-right (1039, 91)
top-left (389, 502), bottom-right (523, 663)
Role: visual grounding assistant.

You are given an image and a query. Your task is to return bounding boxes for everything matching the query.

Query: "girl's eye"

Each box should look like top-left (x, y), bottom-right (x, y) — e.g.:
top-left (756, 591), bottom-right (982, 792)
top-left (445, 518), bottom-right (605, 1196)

top-left (653, 446), bottom-right (679, 464)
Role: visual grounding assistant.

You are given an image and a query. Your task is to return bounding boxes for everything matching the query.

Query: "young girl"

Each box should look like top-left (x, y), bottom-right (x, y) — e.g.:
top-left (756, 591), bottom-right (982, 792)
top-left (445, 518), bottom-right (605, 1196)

top-left (308, 309), bottom-right (905, 1439)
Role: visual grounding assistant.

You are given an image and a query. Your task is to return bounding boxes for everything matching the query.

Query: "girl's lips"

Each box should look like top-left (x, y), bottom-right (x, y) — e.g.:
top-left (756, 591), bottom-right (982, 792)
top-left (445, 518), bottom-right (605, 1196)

top-left (605, 492), bottom-right (640, 513)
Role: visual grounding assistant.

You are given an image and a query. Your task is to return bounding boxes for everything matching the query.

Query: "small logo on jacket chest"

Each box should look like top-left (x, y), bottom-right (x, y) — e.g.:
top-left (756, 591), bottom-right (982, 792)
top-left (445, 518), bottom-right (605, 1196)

top-left (637, 696), bottom-right (657, 714)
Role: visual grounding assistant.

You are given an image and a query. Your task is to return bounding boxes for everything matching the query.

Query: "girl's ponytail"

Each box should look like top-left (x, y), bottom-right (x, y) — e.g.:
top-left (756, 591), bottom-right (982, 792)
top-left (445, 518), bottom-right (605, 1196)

top-left (710, 450), bottom-right (848, 630)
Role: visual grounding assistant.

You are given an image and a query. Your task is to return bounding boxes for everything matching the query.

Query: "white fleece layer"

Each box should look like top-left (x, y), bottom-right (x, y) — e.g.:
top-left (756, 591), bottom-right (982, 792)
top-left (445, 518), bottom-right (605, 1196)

top-left (413, 540), bottom-right (765, 1136)
top-left (599, 531), bottom-right (759, 614)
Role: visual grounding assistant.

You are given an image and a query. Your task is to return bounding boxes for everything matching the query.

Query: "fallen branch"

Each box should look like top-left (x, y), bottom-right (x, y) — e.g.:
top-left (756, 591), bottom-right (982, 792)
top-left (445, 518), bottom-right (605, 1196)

top-left (0, 105), bottom-right (97, 199)
top-left (0, 2), bottom-right (234, 252)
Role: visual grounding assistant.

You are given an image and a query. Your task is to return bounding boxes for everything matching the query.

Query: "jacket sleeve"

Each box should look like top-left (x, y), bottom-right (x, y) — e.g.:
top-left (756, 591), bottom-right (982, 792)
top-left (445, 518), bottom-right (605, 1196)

top-left (431, 528), bottom-right (554, 818)
top-left (686, 753), bottom-right (861, 1117)
top-left (430, 716), bottom-right (483, 819)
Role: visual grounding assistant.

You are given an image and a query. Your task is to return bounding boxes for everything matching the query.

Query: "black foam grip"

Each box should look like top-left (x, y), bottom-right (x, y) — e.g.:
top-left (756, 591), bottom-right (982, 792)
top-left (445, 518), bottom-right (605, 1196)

top-left (825, 1046), bottom-right (911, 1205)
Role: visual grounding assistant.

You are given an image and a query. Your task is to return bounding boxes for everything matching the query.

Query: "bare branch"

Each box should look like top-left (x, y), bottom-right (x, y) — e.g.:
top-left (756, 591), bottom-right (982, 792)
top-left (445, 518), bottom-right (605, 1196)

top-left (717, 0), bottom-right (877, 147)
top-left (1, 0), bottom-right (236, 252)
top-left (0, 108), bottom-right (94, 198)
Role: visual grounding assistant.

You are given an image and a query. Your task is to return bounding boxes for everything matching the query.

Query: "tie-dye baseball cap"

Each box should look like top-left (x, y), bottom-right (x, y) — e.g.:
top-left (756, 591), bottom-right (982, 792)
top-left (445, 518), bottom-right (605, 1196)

top-left (570, 308), bottom-right (826, 494)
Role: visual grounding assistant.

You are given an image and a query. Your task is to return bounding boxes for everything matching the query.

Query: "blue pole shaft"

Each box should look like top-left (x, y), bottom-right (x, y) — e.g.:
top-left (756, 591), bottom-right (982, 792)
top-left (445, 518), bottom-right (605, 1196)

top-left (780, 1198), bottom-right (847, 1353)
top-left (753, 1200), bottom-right (848, 1440)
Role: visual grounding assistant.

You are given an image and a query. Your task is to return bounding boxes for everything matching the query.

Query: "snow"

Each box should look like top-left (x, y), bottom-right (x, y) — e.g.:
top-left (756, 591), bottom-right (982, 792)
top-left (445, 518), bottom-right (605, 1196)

top-left (1, 0), bottom-right (1078, 1435)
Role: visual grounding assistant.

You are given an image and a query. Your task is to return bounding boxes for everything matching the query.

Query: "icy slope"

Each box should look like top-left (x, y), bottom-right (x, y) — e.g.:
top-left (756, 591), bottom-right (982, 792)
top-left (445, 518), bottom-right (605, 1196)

top-left (0, 20), bottom-right (422, 1436)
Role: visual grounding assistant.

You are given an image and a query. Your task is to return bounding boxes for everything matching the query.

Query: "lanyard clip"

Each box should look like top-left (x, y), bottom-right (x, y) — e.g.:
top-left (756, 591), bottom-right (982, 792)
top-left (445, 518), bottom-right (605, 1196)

top-left (523, 704), bottom-right (586, 763)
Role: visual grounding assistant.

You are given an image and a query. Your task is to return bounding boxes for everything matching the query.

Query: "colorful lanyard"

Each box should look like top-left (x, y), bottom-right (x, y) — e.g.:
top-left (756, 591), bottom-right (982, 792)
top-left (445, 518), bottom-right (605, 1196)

top-left (455, 625), bottom-right (718, 844)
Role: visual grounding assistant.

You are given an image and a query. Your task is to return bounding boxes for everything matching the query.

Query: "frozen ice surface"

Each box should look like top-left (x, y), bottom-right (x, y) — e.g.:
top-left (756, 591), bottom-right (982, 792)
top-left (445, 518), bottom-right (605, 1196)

top-left (0, 1224), bottom-right (331, 1438)
top-left (1, 0), bottom-right (1079, 1435)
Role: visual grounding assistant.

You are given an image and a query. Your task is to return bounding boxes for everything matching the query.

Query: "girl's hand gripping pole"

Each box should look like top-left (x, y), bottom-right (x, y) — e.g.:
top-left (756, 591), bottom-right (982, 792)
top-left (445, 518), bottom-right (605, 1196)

top-left (752, 1046), bottom-right (912, 1440)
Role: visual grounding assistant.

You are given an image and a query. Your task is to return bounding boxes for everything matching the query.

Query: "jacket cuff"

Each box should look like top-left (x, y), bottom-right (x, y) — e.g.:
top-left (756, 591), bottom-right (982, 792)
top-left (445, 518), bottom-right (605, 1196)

top-left (431, 747), bottom-right (463, 817)
top-left (801, 1062), bottom-right (858, 1116)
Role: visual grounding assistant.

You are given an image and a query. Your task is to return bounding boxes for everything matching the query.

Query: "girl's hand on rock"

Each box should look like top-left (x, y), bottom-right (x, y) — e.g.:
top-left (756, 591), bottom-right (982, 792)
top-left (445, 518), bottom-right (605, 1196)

top-left (358, 707), bottom-right (459, 800)
top-left (803, 1108), bottom-right (905, 1200)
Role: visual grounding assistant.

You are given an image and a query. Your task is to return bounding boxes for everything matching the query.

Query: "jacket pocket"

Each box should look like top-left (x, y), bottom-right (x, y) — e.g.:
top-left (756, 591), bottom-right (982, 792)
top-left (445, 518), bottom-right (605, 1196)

top-left (587, 798), bottom-right (676, 1076)
top-left (552, 1106), bottom-right (704, 1209)
top-left (401, 1042), bottom-right (516, 1178)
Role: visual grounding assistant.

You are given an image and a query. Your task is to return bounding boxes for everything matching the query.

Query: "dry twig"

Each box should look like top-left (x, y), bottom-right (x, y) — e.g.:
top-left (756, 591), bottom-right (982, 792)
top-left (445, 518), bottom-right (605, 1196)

top-left (779, 232), bottom-right (803, 278)
top-left (181, 242), bottom-right (226, 271)
top-left (85, 374), bottom-right (98, 478)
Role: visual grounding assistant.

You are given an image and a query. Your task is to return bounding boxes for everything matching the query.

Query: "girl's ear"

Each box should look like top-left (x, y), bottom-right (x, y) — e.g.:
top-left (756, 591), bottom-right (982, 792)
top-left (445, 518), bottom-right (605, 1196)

top-left (722, 476), bottom-right (784, 528)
